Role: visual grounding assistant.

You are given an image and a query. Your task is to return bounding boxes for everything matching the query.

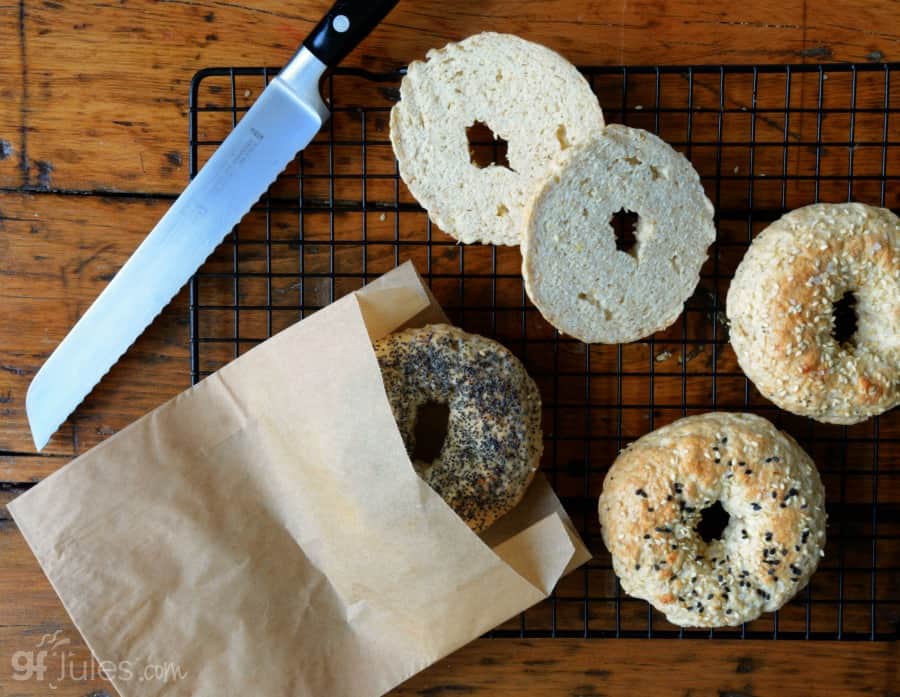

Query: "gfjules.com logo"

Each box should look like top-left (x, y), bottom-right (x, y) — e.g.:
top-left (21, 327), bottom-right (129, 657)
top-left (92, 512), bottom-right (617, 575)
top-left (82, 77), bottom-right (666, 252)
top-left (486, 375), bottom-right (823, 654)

top-left (10, 630), bottom-right (187, 689)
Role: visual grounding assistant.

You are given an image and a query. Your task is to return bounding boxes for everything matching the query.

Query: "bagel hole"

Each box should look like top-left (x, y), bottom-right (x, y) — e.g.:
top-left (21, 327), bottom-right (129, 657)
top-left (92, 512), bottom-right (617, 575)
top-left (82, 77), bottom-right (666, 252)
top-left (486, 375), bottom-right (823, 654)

top-left (696, 501), bottom-right (730, 543)
top-left (412, 401), bottom-right (450, 465)
top-left (610, 208), bottom-right (639, 258)
top-left (466, 121), bottom-right (511, 171)
top-left (832, 290), bottom-right (859, 345)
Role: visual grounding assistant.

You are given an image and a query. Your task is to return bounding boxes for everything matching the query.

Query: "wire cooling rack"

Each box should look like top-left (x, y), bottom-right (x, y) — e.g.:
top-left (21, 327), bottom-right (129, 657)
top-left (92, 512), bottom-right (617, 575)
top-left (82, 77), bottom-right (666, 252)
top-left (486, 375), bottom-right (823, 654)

top-left (188, 64), bottom-right (899, 640)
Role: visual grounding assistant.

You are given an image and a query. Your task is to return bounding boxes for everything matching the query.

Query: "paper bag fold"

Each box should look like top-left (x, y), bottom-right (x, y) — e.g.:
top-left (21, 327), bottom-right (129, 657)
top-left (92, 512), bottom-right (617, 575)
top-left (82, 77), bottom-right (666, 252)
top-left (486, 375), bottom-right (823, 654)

top-left (10, 262), bottom-right (590, 697)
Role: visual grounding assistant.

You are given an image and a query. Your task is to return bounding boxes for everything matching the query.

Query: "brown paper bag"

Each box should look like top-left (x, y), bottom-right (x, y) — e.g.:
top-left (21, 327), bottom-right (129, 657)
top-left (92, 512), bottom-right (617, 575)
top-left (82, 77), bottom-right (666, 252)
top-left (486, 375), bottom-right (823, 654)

top-left (9, 262), bottom-right (590, 697)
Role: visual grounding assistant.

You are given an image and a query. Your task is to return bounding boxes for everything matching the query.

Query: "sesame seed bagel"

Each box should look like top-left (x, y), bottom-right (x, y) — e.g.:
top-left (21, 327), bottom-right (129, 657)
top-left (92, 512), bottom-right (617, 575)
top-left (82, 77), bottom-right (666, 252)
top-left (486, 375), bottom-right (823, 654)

top-left (727, 203), bottom-right (900, 424)
top-left (390, 32), bottom-right (604, 246)
top-left (375, 324), bottom-right (543, 532)
top-left (522, 125), bottom-right (716, 343)
top-left (598, 413), bottom-right (826, 628)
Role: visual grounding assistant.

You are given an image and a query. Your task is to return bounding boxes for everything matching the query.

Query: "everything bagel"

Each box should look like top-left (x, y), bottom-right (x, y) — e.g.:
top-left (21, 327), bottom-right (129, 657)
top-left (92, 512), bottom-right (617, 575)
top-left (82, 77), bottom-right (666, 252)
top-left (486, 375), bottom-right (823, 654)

top-left (598, 413), bottom-right (826, 628)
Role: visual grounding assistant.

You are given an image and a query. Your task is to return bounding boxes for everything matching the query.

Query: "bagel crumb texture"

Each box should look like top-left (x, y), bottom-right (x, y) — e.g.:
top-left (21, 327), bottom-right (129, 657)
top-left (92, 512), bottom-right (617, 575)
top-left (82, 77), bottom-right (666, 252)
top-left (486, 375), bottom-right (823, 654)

top-left (598, 413), bottom-right (827, 628)
top-left (390, 32), bottom-right (604, 246)
top-left (727, 202), bottom-right (899, 424)
top-left (375, 324), bottom-right (543, 532)
top-left (522, 124), bottom-right (716, 343)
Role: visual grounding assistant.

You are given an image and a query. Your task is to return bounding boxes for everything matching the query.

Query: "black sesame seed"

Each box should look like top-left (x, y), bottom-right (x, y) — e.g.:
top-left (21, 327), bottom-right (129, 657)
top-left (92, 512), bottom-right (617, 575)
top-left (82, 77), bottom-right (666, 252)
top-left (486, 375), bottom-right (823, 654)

top-left (697, 603), bottom-right (705, 614)
top-left (790, 564), bottom-right (802, 575)
top-left (636, 488), bottom-right (648, 498)
top-left (765, 532), bottom-right (773, 541)
top-left (779, 503), bottom-right (786, 508)
top-left (655, 526), bottom-right (672, 533)
top-left (751, 503), bottom-right (762, 511)
top-left (674, 483), bottom-right (683, 493)
top-left (635, 564), bottom-right (641, 570)
top-left (726, 609), bottom-right (733, 615)
top-left (643, 534), bottom-right (651, 539)
top-left (785, 488), bottom-right (799, 500)
top-left (707, 593), bottom-right (714, 600)
top-left (802, 530), bottom-right (810, 543)
top-left (795, 545), bottom-right (801, 552)
top-left (738, 461), bottom-right (746, 467)
top-left (801, 503), bottom-right (809, 509)
top-left (741, 529), bottom-right (749, 539)
top-left (721, 437), bottom-right (728, 444)
top-left (771, 491), bottom-right (777, 499)
top-left (745, 469), bottom-right (753, 475)
top-left (695, 555), bottom-right (704, 561)
top-left (766, 456), bottom-right (781, 463)
top-left (666, 495), bottom-right (673, 502)
top-left (648, 506), bottom-right (655, 512)
top-left (717, 574), bottom-right (724, 583)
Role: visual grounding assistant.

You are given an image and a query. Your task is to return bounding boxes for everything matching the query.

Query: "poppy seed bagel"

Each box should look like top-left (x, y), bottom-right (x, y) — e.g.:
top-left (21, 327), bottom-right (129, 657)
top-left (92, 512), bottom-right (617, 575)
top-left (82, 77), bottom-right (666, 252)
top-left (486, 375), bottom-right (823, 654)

top-left (375, 324), bottom-right (543, 532)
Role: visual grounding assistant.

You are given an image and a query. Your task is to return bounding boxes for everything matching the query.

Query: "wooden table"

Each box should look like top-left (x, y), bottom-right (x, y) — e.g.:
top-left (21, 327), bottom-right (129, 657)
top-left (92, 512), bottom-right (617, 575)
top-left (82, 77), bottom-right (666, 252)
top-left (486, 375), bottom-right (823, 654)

top-left (1, 1), bottom-right (898, 695)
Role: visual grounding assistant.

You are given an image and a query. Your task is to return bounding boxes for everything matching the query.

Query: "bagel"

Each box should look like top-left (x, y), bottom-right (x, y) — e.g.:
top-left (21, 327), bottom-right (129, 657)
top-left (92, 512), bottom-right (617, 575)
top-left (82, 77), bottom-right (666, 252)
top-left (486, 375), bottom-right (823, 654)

top-left (522, 124), bottom-right (716, 343)
top-left (598, 413), bottom-right (827, 628)
top-left (727, 202), bottom-right (900, 424)
top-left (390, 32), bottom-right (604, 246)
top-left (374, 324), bottom-right (543, 532)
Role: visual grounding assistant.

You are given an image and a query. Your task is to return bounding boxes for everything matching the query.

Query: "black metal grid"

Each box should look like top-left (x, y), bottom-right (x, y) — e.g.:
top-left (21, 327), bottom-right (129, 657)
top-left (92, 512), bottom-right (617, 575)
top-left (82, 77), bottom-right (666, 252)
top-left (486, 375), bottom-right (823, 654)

top-left (188, 64), bottom-right (900, 640)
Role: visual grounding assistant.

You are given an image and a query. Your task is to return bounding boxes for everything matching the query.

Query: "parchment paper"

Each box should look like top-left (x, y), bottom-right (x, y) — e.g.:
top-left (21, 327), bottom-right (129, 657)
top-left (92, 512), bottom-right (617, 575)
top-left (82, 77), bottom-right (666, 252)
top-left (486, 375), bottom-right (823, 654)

top-left (9, 261), bottom-right (590, 697)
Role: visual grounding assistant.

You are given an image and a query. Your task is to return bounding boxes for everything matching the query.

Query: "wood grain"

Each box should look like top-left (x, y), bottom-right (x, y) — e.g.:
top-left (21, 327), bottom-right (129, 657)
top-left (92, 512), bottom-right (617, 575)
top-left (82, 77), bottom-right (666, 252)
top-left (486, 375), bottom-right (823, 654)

top-left (395, 638), bottom-right (899, 696)
top-left (2, 1), bottom-right (899, 695)
top-left (0, 193), bottom-right (189, 457)
top-left (8, 0), bottom-right (900, 194)
top-left (0, 0), bottom-right (22, 189)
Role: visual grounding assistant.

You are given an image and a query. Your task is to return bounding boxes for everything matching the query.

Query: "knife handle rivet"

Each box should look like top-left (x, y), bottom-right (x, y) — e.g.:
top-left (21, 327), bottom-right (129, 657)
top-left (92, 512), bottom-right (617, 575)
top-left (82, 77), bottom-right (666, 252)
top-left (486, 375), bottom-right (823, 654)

top-left (332, 14), bottom-right (350, 33)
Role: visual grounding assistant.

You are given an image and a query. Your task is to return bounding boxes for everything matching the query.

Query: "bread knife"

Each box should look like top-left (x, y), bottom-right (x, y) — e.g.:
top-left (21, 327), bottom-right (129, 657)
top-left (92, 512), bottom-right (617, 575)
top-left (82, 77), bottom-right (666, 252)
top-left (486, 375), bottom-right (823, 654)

top-left (26, 0), bottom-right (400, 450)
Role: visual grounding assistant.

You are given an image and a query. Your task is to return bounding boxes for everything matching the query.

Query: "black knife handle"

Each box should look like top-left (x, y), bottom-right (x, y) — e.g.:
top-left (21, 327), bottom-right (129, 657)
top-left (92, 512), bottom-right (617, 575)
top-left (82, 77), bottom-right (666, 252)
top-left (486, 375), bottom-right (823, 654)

top-left (303, 0), bottom-right (399, 68)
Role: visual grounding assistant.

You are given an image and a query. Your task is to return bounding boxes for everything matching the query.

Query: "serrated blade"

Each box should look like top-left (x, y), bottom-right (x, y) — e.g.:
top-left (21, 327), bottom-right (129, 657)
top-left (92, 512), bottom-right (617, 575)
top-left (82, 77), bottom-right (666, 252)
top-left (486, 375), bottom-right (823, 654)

top-left (27, 61), bottom-right (329, 451)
